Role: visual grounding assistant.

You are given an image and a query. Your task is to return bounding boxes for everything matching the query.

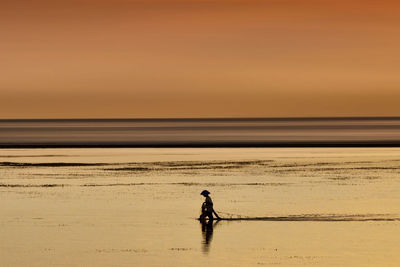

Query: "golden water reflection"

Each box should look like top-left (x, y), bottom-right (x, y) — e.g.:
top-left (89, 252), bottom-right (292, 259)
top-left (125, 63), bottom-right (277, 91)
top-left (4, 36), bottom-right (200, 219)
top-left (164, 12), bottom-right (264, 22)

top-left (1, 148), bottom-right (400, 266)
top-left (201, 220), bottom-right (221, 254)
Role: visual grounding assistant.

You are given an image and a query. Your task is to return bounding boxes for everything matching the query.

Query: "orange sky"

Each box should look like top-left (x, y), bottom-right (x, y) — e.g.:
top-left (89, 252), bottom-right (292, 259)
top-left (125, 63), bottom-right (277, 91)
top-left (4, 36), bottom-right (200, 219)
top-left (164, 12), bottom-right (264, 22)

top-left (1, 0), bottom-right (400, 118)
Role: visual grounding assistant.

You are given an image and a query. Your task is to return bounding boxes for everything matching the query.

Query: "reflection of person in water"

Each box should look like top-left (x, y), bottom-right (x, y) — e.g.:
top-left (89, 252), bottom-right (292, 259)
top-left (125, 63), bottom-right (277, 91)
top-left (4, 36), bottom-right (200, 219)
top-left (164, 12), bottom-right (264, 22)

top-left (199, 190), bottom-right (221, 221)
top-left (201, 219), bottom-right (219, 253)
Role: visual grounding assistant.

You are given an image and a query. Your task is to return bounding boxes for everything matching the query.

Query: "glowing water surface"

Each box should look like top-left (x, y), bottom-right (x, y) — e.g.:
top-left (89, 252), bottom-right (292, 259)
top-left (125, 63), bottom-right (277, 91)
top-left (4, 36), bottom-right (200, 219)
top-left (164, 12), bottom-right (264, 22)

top-left (1, 148), bottom-right (400, 266)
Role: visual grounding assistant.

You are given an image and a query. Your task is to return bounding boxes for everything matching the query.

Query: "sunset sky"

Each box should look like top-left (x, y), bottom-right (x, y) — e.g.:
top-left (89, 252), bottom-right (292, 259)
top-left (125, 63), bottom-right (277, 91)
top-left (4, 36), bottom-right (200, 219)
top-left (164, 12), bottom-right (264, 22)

top-left (1, 0), bottom-right (400, 118)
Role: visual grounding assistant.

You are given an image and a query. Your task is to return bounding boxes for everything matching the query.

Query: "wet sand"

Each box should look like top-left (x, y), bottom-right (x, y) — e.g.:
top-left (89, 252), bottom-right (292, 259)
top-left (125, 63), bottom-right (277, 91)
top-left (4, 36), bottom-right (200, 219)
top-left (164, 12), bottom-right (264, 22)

top-left (1, 148), bottom-right (400, 266)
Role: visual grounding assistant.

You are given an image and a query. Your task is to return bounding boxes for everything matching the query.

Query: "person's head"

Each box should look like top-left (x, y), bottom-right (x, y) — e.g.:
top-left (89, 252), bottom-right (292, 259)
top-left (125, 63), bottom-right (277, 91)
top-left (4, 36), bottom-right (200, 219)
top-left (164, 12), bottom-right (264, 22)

top-left (200, 190), bottom-right (210, 197)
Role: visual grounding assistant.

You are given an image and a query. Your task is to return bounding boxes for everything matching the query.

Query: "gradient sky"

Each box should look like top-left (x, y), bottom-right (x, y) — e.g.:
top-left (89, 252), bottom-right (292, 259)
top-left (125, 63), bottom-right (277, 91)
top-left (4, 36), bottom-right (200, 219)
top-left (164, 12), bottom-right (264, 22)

top-left (1, 0), bottom-right (400, 118)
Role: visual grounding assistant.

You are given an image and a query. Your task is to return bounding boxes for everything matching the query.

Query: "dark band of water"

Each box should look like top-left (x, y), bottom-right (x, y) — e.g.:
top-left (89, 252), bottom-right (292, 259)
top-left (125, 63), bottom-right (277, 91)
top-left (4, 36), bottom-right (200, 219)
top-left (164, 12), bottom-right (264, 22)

top-left (1, 117), bottom-right (400, 147)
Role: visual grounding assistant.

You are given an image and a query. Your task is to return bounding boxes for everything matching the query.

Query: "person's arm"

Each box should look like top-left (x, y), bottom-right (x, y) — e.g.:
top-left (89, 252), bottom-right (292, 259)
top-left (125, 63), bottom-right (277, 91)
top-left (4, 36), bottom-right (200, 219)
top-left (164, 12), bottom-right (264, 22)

top-left (208, 196), bottom-right (222, 220)
top-left (213, 206), bottom-right (222, 220)
top-left (212, 209), bottom-right (222, 220)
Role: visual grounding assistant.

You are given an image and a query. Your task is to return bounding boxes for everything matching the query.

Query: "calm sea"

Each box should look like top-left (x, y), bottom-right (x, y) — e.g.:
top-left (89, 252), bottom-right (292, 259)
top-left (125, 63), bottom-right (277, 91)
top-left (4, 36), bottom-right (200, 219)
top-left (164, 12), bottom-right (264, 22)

top-left (1, 117), bottom-right (400, 147)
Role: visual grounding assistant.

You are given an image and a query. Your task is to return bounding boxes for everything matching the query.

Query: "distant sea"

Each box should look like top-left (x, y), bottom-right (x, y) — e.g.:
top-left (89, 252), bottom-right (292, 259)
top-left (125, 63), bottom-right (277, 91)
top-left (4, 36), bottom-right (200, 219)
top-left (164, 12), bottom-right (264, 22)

top-left (1, 117), bottom-right (400, 147)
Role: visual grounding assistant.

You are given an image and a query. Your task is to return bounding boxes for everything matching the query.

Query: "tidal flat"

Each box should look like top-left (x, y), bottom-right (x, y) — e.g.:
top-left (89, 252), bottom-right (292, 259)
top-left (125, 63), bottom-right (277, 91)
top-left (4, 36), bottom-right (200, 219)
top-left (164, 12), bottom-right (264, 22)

top-left (1, 148), bottom-right (400, 266)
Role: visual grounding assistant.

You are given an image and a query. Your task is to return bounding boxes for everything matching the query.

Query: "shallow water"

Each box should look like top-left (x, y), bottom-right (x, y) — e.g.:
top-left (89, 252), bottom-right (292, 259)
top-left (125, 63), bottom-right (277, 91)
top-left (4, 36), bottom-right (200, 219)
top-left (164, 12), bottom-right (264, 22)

top-left (1, 148), bottom-right (400, 266)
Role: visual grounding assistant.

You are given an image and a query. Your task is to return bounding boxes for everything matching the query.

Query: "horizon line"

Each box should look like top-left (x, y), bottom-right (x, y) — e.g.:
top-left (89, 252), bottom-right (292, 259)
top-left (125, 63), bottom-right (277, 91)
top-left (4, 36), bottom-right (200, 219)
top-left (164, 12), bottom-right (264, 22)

top-left (1, 116), bottom-right (400, 122)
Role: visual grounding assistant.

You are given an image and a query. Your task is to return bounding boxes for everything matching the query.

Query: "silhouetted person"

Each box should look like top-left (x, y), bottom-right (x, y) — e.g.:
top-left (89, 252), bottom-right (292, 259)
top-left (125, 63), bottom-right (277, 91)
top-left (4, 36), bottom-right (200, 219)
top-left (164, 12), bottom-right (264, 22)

top-left (199, 190), bottom-right (221, 221)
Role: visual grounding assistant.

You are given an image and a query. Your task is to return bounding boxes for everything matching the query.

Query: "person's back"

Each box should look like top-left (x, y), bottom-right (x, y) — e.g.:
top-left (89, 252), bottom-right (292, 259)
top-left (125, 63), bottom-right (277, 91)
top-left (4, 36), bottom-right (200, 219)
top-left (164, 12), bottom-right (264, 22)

top-left (204, 195), bottom-right (213, 213)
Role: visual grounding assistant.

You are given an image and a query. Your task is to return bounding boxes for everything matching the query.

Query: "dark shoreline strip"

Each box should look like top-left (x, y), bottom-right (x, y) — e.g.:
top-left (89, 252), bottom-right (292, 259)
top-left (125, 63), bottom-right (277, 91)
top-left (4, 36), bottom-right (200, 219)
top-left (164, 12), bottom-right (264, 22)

top-left (0, 184), bottom-right (65, 187)
top-left (1, 141), bottom-right (400, 148)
